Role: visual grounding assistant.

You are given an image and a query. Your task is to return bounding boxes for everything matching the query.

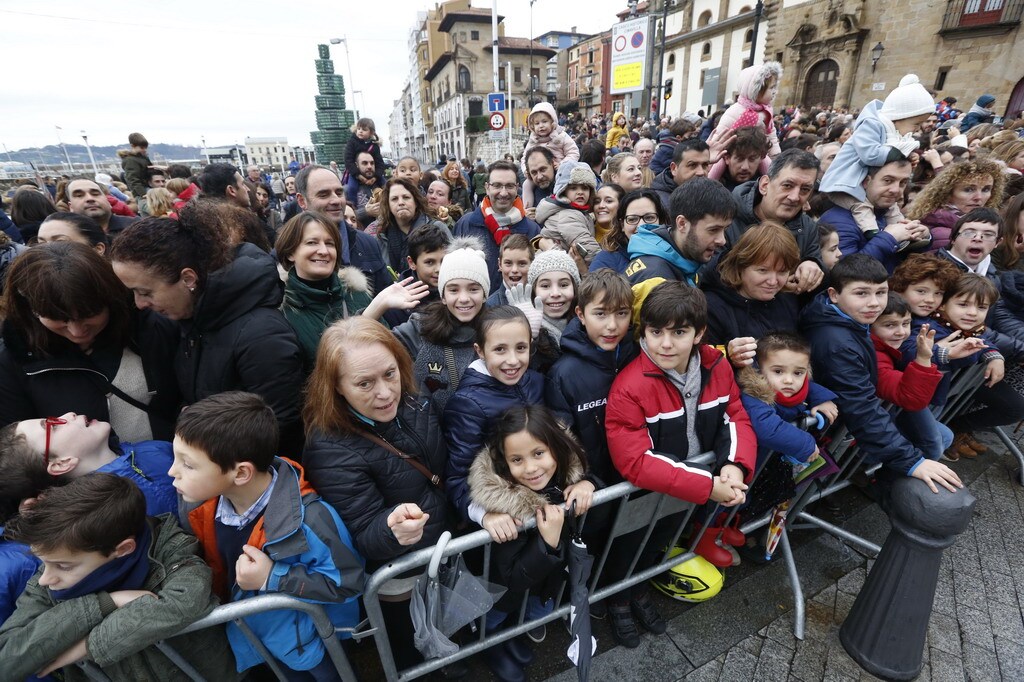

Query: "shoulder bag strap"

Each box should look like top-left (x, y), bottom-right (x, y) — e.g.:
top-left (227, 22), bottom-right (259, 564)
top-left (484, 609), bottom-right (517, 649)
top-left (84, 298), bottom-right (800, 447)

top-left (359, 430), bottom-right (441, 487)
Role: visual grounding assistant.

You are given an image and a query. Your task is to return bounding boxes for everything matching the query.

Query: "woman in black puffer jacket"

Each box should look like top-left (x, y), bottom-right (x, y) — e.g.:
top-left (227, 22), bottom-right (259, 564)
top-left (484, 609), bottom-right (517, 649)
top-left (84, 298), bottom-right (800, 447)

top-left (109, 204), bottom-right (304, 454)
top-left (302, 316), bottom-right (450, 671)
top-left (700, 221), bottom-right (801, 369)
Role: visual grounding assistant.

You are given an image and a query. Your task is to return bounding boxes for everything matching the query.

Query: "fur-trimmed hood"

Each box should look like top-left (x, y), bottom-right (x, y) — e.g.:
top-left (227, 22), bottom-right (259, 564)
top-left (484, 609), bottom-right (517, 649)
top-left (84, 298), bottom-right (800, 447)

top-left (277, 264), bottom-right (371, 292)
top-left (737, 366), bottom-right (775, 404)
top-left (737, 61), bottom-right (782, 101)
top-left (468, 443), bottom-right (586, 521)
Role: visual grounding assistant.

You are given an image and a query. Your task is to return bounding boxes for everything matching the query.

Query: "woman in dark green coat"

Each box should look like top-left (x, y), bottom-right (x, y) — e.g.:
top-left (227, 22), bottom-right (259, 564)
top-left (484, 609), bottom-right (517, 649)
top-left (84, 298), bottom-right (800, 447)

top-left (276, 211), bottom-right (428, 372)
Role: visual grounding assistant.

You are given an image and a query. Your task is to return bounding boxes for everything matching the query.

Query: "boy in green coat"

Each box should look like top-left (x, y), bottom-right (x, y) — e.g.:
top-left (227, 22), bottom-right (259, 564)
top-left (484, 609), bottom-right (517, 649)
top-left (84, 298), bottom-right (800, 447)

top-left (0, 474), bottom-right (237, 681)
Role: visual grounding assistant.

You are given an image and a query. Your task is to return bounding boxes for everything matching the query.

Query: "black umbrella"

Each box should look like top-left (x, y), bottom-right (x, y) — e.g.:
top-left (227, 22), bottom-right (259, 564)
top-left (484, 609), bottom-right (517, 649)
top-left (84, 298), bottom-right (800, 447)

top-left (565, 504), bottom-right (595, 681)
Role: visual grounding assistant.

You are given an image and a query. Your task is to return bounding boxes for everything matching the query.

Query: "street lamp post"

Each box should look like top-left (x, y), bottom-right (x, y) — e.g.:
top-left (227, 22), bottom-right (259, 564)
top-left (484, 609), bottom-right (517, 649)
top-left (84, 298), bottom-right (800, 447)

top-left (55, 125), bottom-right (73, 171)
top-left (201, 136), bottom-right (210, 165)
top-left (81, 130), bottom-right (99, 175)
top-left (748, 1), bottom-right (764, 69)
top-left (529, 0), bottom-right (537, 107)
top-left (329, 38), bottom-right (357, 111)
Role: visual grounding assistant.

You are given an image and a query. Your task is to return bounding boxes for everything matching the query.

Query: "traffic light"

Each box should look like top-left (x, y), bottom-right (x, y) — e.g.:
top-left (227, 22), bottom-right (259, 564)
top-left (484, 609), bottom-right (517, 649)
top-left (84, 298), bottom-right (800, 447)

top-left (664, 78), bottom-right (673, 100)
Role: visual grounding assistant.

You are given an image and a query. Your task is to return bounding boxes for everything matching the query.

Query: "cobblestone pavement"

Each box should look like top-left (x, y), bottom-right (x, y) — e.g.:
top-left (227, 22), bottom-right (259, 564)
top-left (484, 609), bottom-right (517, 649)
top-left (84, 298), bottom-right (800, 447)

top-left (538, 433), bottom-right (1024, 682)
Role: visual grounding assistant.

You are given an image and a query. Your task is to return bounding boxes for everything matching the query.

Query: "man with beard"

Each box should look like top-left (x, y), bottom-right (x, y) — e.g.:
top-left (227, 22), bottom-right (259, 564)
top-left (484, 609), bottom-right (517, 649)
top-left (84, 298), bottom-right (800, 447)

top-left (626, 177), bottom-right (736, 310)
top-left (712, 126), bottom-right (769, 191)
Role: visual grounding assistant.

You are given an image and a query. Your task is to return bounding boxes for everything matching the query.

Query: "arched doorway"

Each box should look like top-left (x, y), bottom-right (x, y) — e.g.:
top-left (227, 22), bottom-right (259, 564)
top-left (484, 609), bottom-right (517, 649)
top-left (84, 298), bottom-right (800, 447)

top-left (1007, 75), bottom-right (1024, 120)
top-left (804, 59), bottom-right (839, 108)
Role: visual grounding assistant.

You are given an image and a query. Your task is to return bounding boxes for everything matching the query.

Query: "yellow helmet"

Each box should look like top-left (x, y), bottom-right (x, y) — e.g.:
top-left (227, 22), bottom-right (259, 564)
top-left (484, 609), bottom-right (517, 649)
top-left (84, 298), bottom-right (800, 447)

top-left (650, 549), bottom-right (724, 603)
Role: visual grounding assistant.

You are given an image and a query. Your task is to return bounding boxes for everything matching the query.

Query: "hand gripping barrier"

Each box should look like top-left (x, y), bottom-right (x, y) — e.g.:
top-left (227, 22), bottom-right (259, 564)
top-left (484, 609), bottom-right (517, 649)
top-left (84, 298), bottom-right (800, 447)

top-left (76, 594), bottom-right (360, 682)
top-left (362, 452), bottom-right (720, 682)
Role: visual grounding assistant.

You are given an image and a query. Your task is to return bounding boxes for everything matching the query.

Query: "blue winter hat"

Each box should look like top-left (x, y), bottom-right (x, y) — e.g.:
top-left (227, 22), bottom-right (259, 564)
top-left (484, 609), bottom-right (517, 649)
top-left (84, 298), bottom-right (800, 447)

top-left (977, 94), bottom-right (995, 108)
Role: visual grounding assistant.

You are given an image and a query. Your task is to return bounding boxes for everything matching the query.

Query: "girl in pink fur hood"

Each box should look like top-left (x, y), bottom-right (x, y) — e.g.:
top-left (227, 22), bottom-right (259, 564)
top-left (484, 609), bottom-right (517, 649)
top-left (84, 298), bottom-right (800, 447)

top-left (711, 62), bottom-right (783, 166)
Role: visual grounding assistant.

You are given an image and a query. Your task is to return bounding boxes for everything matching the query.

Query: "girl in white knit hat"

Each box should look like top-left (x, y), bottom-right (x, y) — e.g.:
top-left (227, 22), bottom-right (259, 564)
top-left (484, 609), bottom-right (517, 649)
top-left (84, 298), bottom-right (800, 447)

top-left (391, 237), bottom-right (491, 411)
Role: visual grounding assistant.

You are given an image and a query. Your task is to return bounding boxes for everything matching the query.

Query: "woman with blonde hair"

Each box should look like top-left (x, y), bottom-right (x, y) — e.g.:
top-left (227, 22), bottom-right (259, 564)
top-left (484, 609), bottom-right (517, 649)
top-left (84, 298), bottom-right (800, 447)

top-left (601, 152), bottom-right (645, 191)
top-left (906, 158), bottom-right (1005, 252)
top-left (302, 316), bottom-right (449, 671)
top-left (144, 187), bottom-right (175, 218)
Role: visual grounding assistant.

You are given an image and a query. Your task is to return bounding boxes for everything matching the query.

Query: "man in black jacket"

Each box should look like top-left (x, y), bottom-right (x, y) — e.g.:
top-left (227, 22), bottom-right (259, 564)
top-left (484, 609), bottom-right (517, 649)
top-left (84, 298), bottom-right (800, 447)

top-left (295, 165), bottom-right (392, 295)
top-left (727, 149), bottom-right (824, 294)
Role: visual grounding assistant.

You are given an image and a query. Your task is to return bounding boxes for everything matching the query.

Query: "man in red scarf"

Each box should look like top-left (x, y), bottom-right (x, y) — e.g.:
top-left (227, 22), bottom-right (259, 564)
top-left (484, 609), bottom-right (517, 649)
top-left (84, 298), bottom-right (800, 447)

top-left (453, 160), bottom-right (540, 293)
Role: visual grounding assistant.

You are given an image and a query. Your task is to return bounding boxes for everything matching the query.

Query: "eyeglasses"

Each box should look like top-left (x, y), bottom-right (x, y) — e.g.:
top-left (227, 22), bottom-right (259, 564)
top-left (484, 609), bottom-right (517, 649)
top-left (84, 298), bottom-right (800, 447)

top-left (487, 183), bottom-right (518, 192)
top-left (623, 213), bottom-right (661, 226)
top-left (958, 229), bottom-right (998, 243)
top-left (43, 416), bottom-right (67, 465)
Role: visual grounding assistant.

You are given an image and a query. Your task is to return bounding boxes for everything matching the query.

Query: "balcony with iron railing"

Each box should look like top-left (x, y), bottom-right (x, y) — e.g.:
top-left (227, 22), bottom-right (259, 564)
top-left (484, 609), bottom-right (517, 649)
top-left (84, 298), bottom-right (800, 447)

top-left (940, 0), bottom-right (1024, 35)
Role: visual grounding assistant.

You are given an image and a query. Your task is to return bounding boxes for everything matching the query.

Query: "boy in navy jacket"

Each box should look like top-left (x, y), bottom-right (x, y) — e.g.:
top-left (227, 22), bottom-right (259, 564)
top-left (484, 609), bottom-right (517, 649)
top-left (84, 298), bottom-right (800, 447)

top-left (799, 254), bottom-right (962, 493)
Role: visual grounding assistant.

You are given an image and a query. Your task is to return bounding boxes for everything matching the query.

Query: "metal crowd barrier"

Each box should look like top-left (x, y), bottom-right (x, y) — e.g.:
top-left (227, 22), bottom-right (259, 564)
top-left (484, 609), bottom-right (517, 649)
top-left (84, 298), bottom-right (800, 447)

top-left (71, 364), bottom-right (1013, 681)
top-left (77, 594), bottom-right (360, 682)
top-left (362, 452), bottom-right (720, 682)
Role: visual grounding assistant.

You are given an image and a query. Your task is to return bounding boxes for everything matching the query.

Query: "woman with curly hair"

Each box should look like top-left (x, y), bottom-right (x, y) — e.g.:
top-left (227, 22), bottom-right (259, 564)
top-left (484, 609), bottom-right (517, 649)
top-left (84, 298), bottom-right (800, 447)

top-left (906, 158), bottom-right (1005, 252)
top-left (367, 177), bottom-right (451, 274)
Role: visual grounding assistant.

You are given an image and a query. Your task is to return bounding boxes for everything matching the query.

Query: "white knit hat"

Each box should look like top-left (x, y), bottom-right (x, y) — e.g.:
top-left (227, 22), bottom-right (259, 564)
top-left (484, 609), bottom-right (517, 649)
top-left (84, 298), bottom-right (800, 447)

top-left (528, 248), bottom-right (582, 292)
top-left (438, 237), bottom-right (490, 296)
top-left (880, 75), bottom-right (935, 121)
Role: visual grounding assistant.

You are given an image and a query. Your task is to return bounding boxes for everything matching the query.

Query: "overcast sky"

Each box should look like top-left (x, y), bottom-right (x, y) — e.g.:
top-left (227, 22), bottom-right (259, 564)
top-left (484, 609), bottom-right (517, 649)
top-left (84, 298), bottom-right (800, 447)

top-left (2, 0), bottom-right (629, 153)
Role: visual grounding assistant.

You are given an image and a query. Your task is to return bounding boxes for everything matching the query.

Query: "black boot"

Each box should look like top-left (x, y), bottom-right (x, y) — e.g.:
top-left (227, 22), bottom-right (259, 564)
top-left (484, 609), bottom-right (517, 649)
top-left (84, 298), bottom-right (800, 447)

top-left (483, 642), bottom-right (526, 682)
top-left (631, 591), bottom-right (667, 634)
top-left (504, 636), bottom-right (535, 666)
top-left (608, 601), bottom-right (641, 648)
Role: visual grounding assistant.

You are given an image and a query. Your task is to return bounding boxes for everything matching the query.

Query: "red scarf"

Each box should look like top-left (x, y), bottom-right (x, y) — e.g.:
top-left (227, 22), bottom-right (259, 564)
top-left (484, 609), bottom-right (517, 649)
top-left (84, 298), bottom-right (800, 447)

top-left (480, 195), bottom-right (526, 245)
top-left (775, 378), bottom-right (810, 408)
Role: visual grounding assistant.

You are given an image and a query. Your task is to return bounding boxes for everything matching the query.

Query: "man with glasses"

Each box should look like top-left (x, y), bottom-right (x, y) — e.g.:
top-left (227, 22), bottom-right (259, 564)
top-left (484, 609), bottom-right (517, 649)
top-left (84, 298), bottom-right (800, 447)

top-left (625, 178), bottom-right (736, 304)
top-left (820, 157), bottom-right (928, 275)
top-left (936, 207), bottom-right (1024, 355)
top-left (651, 139), bottom-right (713, 213)
top-left (452, 160), bottom-right (540, 292)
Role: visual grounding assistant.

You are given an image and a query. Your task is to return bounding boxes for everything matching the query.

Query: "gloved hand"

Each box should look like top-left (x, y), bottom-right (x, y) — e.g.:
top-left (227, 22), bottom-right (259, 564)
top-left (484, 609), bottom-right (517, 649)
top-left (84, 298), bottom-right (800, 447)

top-left (886, 132), bottom-right (920, 158)
top-left (506, 283), bottom-right (543, 338)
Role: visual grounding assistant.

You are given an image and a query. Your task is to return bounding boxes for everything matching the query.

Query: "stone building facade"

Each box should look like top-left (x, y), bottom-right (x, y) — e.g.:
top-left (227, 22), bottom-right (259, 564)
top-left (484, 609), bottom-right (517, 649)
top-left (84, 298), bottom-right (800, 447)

top-left (765, 0), bottom-right (1024, 117)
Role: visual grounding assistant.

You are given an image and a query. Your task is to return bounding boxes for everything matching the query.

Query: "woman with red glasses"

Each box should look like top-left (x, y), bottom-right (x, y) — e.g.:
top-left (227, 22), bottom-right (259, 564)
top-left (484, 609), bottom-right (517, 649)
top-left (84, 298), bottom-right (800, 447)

top-left (0, 242), bottom-right (180, 441)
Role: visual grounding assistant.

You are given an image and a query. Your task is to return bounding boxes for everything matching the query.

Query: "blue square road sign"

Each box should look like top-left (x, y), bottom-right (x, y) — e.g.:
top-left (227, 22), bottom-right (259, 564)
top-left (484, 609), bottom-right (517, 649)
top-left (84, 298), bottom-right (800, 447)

top-left (488, 92), bottom-right (506, 112)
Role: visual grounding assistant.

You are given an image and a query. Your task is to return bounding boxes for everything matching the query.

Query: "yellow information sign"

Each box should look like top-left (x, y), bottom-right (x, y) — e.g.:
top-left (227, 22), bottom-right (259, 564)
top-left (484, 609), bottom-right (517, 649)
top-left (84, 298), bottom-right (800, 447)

top-left (613, 63), bottom-right (644, 91)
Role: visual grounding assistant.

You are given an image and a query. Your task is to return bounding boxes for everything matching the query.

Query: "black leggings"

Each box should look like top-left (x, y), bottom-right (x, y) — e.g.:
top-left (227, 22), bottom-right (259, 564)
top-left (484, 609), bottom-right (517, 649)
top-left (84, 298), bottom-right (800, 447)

top-left (949, 380), bottom-right (1024, 431)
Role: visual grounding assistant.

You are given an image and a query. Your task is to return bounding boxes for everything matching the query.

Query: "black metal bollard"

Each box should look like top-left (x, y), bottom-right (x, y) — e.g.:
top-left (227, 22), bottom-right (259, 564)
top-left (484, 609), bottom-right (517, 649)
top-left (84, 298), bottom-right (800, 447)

top-left (839, 477), bottom-right (976, 681)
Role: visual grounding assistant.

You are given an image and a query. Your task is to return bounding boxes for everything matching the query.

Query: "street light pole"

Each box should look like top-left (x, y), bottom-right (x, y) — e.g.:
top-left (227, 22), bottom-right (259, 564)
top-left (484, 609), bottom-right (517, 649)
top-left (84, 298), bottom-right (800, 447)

top-left (491, 2), bottom-right (500, 92)
top-left (55, 125), bottom-right (73, 171)
top-left (748, 0), bottom-right (764, 68)
top-left (81, 130), bottom-right (99, 175)
top-left (329, 38), bottom-right (357, 113)
top-left (529, 0), bottom-right (537, 106)
top-left (201, 136), bottom-right (210, 165)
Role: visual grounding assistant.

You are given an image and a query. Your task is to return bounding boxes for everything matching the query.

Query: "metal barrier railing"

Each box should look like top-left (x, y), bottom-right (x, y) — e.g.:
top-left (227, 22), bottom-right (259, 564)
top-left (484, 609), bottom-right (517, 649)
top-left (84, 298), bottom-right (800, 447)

top-left (78, 594), bottom-right (360, 682)
top-left (362, 453), bottom-right (718, 682)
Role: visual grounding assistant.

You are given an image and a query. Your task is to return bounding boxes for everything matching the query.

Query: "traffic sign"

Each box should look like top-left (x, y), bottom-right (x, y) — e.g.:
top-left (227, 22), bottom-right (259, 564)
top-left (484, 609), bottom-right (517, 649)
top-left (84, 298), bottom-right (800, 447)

top-left (610, 17), bottom-right (649, 95)
top-left (489, 112), bottom-right (507, 131)
top-left (488, 92), bottom-right (506, 112)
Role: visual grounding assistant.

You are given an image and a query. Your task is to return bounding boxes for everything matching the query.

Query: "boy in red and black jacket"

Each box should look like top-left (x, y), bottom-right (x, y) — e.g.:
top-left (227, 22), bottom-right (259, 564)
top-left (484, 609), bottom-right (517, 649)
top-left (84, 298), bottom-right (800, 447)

top-left (604, 282), bottom-right (756, 644)
top-left (607, 281), bottom-right (756, 505)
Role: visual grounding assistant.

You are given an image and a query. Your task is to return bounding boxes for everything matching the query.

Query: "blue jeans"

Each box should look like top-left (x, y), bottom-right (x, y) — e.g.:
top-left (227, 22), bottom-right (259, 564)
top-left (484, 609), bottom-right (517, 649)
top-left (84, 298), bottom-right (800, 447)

top-left (896, 408), bottom-right (953, 461)
top-left (485, 596), bottom-right (553, 631)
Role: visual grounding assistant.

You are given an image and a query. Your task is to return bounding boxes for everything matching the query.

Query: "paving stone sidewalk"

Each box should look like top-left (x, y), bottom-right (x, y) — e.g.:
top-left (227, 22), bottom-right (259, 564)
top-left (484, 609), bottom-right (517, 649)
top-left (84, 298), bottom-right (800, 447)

top-left (541, 435), bottom-right (1024, 682)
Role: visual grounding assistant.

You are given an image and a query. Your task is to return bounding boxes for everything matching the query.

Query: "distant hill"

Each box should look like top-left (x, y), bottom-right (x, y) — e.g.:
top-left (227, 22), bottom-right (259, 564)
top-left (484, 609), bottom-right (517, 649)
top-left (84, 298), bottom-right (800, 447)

top-left (8, 143), bottom-right (204, 168)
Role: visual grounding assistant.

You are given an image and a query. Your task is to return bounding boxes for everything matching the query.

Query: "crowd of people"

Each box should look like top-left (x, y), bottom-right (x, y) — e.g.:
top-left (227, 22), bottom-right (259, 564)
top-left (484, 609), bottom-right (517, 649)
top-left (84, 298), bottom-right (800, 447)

top-left (0, 66), bottom-right (1023, 682)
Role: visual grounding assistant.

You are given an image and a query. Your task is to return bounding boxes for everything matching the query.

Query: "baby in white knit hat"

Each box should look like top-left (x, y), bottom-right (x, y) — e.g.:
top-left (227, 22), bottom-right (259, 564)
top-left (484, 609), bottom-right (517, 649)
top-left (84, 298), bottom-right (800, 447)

top-left (819, 74), bottom-right (935, 246)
